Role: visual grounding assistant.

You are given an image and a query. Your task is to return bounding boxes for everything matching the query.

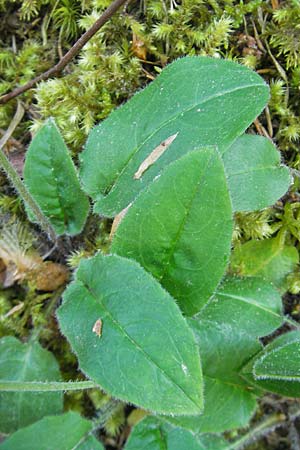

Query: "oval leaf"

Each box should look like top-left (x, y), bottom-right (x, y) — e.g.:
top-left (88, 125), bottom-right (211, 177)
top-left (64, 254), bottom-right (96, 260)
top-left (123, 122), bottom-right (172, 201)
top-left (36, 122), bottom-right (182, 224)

top-left (0, 336), bottom-right (63, 433)
top-left (80, 56), bottom-right (269, 217)
top-left (164, 319), bottom-right (261, 433)
top-left (57, 253), bottom-right (203, 415)
top-left (224, 134), bottom-right (290, 212)
top-left (230, 237), bottom-right (299, 291)
top-left (124, 416), bottom-right (210, 450)
top-left (199, 276), bottom-right (283, 338)
top-left (242, 331), bottom-right (300, 397)
top-left (112, 149), bottom-right (233, 316)
top-left (24, 119), bottom-right (89, 235)
top-left (0, 411), bottom-right (103, 450)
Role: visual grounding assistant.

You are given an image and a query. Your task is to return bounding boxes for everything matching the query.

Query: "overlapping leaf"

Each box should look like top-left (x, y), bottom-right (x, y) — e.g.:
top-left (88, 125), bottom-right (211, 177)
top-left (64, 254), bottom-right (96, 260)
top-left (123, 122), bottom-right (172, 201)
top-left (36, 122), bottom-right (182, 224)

top-left (124, 416), bottom-right (228, 450)
top-left (0, 336), bottom-right (63, 433)
top-left (230, 237), bottom-right (299, 291)
top-left (198, 276), bottom-right (283, 338)
top-left (57, 253), bottom-right (203, 415)
top-left (80, 56), bottom-right (269, 217)
top-left (24, 119), bottom-right (89, 235)
top-left (112, 149), bottom-right (233, 316)
top-left (224, 135), bottom-right (290, 211)
top-left (165, 319), bottom-right (261, 433)
top-left (242, 331), bottom-right (300, 397)
top-left (0, 411), bottom-right (104, 450)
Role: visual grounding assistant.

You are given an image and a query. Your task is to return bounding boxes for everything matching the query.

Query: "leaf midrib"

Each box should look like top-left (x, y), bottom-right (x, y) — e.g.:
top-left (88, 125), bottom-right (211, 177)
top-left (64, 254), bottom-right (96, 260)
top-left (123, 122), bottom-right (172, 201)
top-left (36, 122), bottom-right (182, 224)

top-left (80, 280), bottom-right (201, 412)
top-left (159, 152), bottom-right (214, 291)
top-left (215, 291), bottom-right (282, 320)
top-left (204, 374), bottom-right (253, 391)
top-left (227, 165), bottom-right (283, 177)
top-left (254, 341), bottom-right (300, 380)
top-left (48, 133), bottom-right (70, 230)
top-left (97, 83), bottom-right (265, 202)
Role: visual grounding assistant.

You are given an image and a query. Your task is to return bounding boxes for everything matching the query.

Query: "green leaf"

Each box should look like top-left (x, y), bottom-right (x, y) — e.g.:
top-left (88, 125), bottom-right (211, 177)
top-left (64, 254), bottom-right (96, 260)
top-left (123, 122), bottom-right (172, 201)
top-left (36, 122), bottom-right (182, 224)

top-left (230, 237), bottom-right (299, 291)
top-left (76, 434), bottom-right (105, 450)
top-left (0, 411), bottom-right (103, 450)
top-left (198, 435), bottom-right (231, 450)
top-left (57, 253), bottom-right (203, 415)
top-left (242, 331), bottom-right (300, 397)
top-left (165, 319), bottom-right (261, 433)
top-left (112, 149), bottom-right (233, 316)
top-left (198, 276), bottom-right (283, 338)
top-left (0, 336), bottom-right (63, 433)
top-left (24, 119), bottom-right (89, 236)
top-left (80, 56), bottom-right (269, 217)
top-left (224, 134), bottom-right (290, 212)
top-left (124, 416), bottom-right (212, 450)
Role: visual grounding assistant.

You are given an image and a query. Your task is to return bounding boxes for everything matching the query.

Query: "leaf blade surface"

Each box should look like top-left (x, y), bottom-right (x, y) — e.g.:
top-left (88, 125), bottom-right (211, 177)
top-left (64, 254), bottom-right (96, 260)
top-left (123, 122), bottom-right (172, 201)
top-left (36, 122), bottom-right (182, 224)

top-left (224, 135), bottom-right (290, 211)
top-left (230, 237), bottom-right (299, 291)
top-left (0, 411), bottom-right (102, 450)
top-left (199, 276), bottom-right (283, 338)
top-left (242, 331), bottom-right (300, 397)
top-left (80, 57), bottom-right (269, 217)
top-left (124, 416), bottom-right (213, 450)
top-left (24, 119), bottom-right (89, 235)
top-left (57, 253), bottom-right (203, 415)
top-left (164, 319), bottom-right (261, 433)
top-left (112, 149), bottom-right (233, 315)
top-left (0, 336), bottom-right (63, 433)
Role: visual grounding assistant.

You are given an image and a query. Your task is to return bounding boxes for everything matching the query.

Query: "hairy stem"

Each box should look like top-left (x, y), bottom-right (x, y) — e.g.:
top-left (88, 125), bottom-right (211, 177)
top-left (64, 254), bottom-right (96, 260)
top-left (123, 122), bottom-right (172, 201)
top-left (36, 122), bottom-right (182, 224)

top-left (92, 399), bottom-right (121, 429)
top-left (228, 413), bottom-right (287, 450)
top-left (0, 380), bottom-right (98, 392)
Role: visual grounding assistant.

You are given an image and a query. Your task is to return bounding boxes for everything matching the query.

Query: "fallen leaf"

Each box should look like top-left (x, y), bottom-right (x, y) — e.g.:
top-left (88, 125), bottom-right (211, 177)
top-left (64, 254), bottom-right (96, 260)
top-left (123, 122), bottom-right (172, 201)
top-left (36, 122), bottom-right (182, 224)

top-left (92, 319), bottom-right (103, 337)
top-left (133, 133), bottom-right (178, 180)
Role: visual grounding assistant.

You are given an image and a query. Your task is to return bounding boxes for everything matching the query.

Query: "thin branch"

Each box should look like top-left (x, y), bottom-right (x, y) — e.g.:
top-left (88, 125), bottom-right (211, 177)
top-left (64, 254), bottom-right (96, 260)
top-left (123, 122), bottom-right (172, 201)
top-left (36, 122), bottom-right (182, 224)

top-left (0, 130), bottom-right (23, 151)
top-left (0, 380), bottom-right (98, 392)
top-left (264, 40), bottom-right (289, 105)
top-left (227, 413), bottom-right (287, 450)
top-left (73, 399), bottom-right (121, 450)
top-left (0, 101), bottom-right (24, 148)
top-left (92, 399), bottom-right (121, 430)
top-left (0, 0), bottom-right (129, 105)
top-left (254, 118), bottom-right (271, 140)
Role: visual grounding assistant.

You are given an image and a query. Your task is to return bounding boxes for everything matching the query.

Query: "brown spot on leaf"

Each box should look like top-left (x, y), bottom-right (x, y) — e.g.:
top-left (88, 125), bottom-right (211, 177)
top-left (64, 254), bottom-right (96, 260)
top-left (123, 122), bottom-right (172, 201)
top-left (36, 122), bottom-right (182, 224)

top-left (92, 319), bottom-right (103, 337)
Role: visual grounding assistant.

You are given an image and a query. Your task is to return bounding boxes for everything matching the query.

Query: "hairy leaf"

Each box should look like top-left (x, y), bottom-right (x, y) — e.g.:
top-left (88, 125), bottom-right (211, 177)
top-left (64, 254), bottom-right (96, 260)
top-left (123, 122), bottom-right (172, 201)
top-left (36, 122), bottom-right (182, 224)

top-left (230, 237), bottom-right (299, 291)
top-left (112, 149), bottom-right (233, 315)
top-left (80, 56), bottom-right (269, 217)
top-left (0, 336), bottom-right (63, 433)
top-left (124, 416), bottom-right (223, 450)
top-left (165, 319), bottom-right (261, 433)
top-left (224, 135), bottom-right (290, 211)
top-left (57, 253), bottom-right (203, 415)
top-left (0, 411), bottom-right (103, 450)
top-left (199, 276), bottom-right (283, 338)
top-left (77, 435), bottom-right (104, 450)
top-left (242, 331), bottom-right (300, 397)
top-left (24, 119), bottom-right (89, 235)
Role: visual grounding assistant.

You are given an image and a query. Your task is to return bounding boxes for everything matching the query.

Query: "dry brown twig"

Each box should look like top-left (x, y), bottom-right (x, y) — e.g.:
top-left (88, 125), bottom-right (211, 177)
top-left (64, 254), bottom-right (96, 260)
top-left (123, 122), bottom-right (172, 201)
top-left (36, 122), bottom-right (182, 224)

top-left (0, 0), bottom-right (130, 105)
top-left (0, 101), bottom-right (25, 147)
